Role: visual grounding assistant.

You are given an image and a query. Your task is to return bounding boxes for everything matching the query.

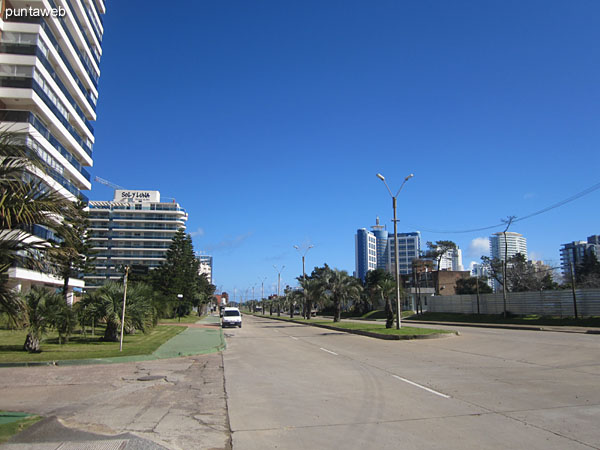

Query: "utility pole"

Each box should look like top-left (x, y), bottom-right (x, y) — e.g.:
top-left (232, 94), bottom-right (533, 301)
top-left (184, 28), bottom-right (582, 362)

top-left (570, 262), bottom-right (578, 319)
top-left (501, 216), bottom-right (516, 319)
top-left (476, 271), bottom-right (481, 315)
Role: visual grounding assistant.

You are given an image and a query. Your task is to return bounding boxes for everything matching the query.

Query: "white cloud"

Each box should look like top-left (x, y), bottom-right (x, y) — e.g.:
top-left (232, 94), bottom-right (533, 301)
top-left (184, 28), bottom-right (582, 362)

top-left (189, 227), bottom-right (205, 237)
top-left (468, 237), bottom-right (489, 257)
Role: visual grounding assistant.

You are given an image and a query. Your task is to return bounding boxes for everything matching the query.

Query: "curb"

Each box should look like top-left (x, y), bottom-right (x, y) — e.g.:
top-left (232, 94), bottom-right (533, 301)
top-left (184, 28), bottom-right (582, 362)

top-left (253, 315), bottom-right (458, 340)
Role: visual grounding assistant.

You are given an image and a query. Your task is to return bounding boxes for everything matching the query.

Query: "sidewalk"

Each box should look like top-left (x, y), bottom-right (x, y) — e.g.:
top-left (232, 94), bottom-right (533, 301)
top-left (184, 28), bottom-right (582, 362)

top-left (0, 315), bottom-right (226, 367)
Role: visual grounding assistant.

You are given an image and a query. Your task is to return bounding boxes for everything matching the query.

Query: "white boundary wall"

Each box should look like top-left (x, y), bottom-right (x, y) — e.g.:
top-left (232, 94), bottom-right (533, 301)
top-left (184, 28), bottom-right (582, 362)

top-left (427, 289), bottom-right (600, 316)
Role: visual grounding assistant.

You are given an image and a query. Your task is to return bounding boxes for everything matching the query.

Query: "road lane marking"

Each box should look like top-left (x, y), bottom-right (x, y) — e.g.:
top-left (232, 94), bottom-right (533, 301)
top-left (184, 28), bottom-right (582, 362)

top-left (290, 336), bottom-right (299, 340)
top-left (392, 375), bottom-right (450, 399)
top-left (320, 347), bottom-right (338, 356)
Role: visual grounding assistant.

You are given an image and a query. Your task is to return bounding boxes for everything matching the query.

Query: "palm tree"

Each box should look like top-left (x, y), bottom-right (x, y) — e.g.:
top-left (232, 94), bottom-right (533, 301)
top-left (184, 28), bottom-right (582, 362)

top-left (92, 281), bottom-right (154, 342)
top-left (22, 286), bottom-right (61, 352)
top-left (326, 269), bottom-right (362, 322)
top-left (299, 277), bottom-right (326, 320)
top-left (0, 131), bottom-right (75, 322)
top-left (377, 278), bottom-right (397, 328)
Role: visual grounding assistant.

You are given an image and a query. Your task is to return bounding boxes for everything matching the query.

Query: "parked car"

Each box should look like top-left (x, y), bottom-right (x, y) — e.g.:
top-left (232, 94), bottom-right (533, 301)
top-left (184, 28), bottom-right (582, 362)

top-left (222, 307), bottom-right (242, 328)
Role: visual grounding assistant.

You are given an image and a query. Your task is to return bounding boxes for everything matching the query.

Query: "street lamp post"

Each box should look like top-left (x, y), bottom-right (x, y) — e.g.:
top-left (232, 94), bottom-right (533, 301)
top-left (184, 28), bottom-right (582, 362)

top-left (259, 276), bottom-right (267, 314)
top-left (273, 265), bottom-right (285, 316)
top-left (377, 172), bottom-right (414, 329)
top-left (294, 244), bottom-right (314, 318)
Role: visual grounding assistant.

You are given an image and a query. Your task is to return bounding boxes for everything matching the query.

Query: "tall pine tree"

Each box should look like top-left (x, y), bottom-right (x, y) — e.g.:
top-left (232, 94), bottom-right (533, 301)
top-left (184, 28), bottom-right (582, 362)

top-left (152, 229), bottom-right (200, 318)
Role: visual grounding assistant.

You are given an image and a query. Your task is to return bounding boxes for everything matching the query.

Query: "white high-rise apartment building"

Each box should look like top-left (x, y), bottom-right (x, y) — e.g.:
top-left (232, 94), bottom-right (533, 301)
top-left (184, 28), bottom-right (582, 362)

top-left (85, 190), bottom-right (188, 289)
top-left (197, 254), bottom-right (213, 284)
top-left (490, 232), bottom-right (527, 261)
top-left (437, 247), bottom-right (464, 271)
top-left (1, 0), bottom-right (105, 297)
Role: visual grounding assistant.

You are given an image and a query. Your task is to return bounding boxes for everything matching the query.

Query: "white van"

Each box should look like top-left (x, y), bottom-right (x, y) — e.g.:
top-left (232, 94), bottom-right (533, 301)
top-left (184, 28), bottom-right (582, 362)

top-left (221, 307), bottom-right (242, 328)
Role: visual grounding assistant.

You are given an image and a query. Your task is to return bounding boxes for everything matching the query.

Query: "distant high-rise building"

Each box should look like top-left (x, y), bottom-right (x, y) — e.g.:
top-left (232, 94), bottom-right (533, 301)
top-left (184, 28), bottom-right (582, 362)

top-left (490, 232), bottom-right (527, 261)
top-left (437, 247), bottom-right (464, 271)
top-left (371, 217), bottom-right (389, 271)
top-left (2, 1), bottom-right (106, 298)
top-left (560, 235), bottom-right (600, 277)
top-left (355, 228), bottom-right (377, 281)
top-left (86, 190), bottom-right (188, 289)
top-left (387, 231), bottom-right (421, 275)
top-left (197, 254), bottom-right (213, 284)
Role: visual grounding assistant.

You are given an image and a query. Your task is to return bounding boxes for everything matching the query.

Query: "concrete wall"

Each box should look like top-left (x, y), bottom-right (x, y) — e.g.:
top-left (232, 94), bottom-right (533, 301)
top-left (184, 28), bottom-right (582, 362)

top-left (427, 289), bottom-right (600, 316)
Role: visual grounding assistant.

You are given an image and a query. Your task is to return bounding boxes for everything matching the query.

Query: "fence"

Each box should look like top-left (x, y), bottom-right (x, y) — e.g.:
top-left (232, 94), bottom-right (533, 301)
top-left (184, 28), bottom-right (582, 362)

top-left (425, 289), bottom-right (600, 316)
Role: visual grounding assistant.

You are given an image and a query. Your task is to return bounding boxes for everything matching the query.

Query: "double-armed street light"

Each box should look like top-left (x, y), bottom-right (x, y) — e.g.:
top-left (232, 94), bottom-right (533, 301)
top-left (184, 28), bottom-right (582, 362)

top-left (376, 172), bottom-right (414, 329)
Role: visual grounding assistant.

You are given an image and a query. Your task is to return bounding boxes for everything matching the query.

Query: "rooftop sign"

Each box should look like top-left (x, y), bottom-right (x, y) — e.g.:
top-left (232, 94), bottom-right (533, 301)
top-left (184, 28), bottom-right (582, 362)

top-left (114, 190), bottom-right (160, 203)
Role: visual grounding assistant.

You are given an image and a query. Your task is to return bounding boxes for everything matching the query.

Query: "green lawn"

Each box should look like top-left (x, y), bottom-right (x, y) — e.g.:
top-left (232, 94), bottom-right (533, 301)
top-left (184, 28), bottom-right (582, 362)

top-left (0, 325), bottom-right (184, 363)
top-left (407, 312), bottom-right (600, 327)
top-left (159, 314), bottom-right (204, 324)
top-left (0, 412), bottom-right (41, 444)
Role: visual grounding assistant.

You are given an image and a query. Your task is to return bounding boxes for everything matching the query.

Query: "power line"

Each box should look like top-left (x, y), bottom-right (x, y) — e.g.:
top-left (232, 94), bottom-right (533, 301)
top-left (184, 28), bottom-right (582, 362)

top-left (407, 180), bottom-right (600, 234)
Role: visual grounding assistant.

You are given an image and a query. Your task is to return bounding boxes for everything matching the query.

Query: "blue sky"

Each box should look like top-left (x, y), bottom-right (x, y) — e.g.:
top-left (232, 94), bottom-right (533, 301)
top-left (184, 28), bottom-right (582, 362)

top-left (90, 0), bottom-right (600, 298)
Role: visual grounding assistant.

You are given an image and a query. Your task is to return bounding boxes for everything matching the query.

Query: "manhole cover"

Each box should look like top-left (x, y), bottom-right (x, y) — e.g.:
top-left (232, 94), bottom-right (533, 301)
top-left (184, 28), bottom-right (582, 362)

top-left (137, 375), bottom-right (166, 381)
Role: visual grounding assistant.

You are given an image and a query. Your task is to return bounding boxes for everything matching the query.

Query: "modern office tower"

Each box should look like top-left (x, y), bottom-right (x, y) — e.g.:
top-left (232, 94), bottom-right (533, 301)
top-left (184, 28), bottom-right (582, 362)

top-left (560, 235), bottom-right (600, 277)
top-left (197, 254), bottom-right (213, 284)
top-left (490, 232), bottom-right (528, 261)
top-left (1, 1), bottom-right (105, 297)
top-left (437, 247), bottom-right (464, 271)
top-left (85, 190), bottom-right (188, 289)
top-left (355, 228), bottom-right (377, 281)
top-left (387, 231), bottom-right (421, 275)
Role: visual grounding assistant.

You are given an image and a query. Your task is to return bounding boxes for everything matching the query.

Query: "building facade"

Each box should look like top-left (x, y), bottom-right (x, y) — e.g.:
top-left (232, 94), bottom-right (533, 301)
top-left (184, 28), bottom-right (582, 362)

top-left (437, 247), bottom-right (464, 271)
top-left (355, 228), bottom-right (377, 281)
top-left (387, 231), bottom-right (421, 276)
top-left (85, 190), bottom-right (188, 289)
top-left (197, 254), bottom-right (213, 284)
top-left (1, 0), bottom-right (105, 299)
top-left (490, 232), bottom-right (528, 261)
top-left (560, 235), bottom-right (600, 277)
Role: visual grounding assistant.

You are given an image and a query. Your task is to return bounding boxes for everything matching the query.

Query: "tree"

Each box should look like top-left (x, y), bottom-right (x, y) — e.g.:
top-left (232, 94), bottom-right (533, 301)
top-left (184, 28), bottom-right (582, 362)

top-left (53, 200), bottom-right (96, 304)
top-left (376, 278), bottom-right (397, 328)
top-left (482, 253), bottom-right (558, 292)
top-left (576, 250), bottom-right (600, 288)
top-left (325, 269), bottom-right (362, 322)
top-left (0, 134), bottom-right (74, 323)
top-left (455, 277), bottom-right (493, 295)
top-left (363, 268), bottom-right (394, 310)
top-left (93, 281), bottom-right (154, 342)
top-left (152, 229), bottom-right (200, 318)
top-left (22, 286), bottom-right (60, 352)
top-left (426, 240), bottom-right (457, 294)
top-left (299, 277), bottom-right (325, 321)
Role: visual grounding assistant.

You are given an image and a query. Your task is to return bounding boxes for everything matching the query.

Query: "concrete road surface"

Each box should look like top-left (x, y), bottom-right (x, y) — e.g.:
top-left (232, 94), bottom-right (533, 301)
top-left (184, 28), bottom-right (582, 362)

top-left (224, 315), bottom-right (600, 450)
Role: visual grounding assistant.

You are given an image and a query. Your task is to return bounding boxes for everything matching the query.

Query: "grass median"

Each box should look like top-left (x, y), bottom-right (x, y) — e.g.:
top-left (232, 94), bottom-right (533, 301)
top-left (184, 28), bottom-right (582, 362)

top-left (252, 314), bottom-right (454, 338)
top-left (0, 325), bottom-right (185, 363)
top-left (0, 412), bottom-right (42, 445)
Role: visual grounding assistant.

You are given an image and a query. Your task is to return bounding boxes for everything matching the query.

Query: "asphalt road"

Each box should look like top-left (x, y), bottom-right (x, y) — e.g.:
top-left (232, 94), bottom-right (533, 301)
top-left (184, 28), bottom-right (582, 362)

top-left (224, 315), bottom-right (600, 450)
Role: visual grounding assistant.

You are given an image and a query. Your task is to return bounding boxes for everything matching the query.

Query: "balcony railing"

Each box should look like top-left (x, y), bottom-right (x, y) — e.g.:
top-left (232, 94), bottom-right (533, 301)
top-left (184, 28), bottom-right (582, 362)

top-left (0, 110), bottom-right (91, 179)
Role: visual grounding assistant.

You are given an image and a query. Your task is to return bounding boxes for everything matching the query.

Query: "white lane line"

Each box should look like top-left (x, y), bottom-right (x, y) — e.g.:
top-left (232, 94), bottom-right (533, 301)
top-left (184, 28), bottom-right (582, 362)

top-left (290, 336), bottom-right (299, 340)
top-left (320, 347), bottom-right (338, 356)
top-left (392, 375), bottom-right (450, 399)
